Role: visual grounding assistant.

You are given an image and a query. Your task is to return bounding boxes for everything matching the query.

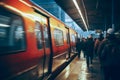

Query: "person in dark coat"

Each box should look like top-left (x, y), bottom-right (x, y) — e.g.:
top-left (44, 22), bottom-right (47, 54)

top-left (76, 39), bottom-right (82, 59)
top-left (94, 33), bottom-right (104, 57)
top-left (85, 35), bottom-right (94, 68)
top-left (81, 38), bottom-right (87, 58)
top-left (97, 28), bottom-right (114, 68)
top-left (100, 28), bottom-right (120, 80)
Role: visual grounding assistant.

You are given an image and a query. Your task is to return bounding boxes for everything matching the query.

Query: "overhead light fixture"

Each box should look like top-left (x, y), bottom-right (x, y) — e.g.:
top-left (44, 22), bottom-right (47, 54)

top-left (0, 23), bottom-right (10, 27)
top-left (19, 0), bottom-right (31, 7)
top-left (73, 0), bottom-right (88, 31)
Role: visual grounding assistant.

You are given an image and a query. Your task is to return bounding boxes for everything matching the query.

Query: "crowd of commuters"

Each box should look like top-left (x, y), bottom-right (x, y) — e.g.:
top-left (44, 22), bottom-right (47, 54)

top-left (76, 28), bottom-right (120, 80)
top-left (76, 34), bottom-right (95, 68)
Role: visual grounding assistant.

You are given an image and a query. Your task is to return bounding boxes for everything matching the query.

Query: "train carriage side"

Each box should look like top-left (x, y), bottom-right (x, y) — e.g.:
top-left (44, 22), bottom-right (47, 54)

top-left (49, 17), bottom-right (71, 71)
top-left (0, 1), bottom-right (51, 80)
top-left (0, 0), bottom-right (79, 80)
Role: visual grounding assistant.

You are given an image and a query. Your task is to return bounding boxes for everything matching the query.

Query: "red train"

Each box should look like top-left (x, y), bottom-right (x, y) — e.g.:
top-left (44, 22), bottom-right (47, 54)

top-left (0, 0), bottom-right (79, 80)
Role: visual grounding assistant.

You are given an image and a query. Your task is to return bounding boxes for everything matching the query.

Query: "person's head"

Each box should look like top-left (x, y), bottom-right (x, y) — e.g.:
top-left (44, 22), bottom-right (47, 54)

top-left (88, 34), bottom-right (92, 38)
top-left (88, 34), bottom-right (93, 41)
top-left (77, 38), bottom-right (80, 42)
top-left (99, 33), bottom-right (104, 41)
top-left (106, 28), bottom-right (115, 40)
top-left (107, 28), bottom-right (114, 34)
top-left (115, 30), bottom-right (120, 43)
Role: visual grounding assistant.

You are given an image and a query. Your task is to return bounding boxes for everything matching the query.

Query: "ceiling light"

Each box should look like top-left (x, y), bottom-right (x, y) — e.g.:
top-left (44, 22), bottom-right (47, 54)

top-left (0, 23), bottom-right (10, 27)
top-left (73, 0), bottom-right (88, 31)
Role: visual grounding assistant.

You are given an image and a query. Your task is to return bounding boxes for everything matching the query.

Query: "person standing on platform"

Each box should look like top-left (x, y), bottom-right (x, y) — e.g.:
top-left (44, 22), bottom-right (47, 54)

top-left (85, 35), bottom-right (94, 68)
top-left (97, 28), bottom-right (120, 80)
top-left (81, 38), bottom-right (87, 58)
top-left (97, 28), bottom-right (114, 69)
top-left (76, 38), bottom-right (82, 59)
top-left (94, 33), bottom-right (104, 58)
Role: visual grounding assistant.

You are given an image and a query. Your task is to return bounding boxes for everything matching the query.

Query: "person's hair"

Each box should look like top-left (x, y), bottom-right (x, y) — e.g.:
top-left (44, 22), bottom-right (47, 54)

top-left (107, 28), bottom-right (114, 34)
top-left (99, 33), bottom-right (103, 41)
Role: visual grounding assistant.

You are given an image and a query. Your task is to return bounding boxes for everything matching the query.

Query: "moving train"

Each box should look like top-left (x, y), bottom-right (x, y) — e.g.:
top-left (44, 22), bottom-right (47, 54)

top-left (0, 0), bottom-right (79, 80)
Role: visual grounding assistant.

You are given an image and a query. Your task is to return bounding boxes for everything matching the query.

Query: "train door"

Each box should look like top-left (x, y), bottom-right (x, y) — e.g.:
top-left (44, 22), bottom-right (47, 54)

top-left (70, 31), bottom-right (76, 54)
top-left (65, 27), bottom-right (71, 59)
top-left (35, 20), bottom-right (50, 78)
top-left (34, 21), bottom-right (44, 78)
top-left (42, 23), bottom-right (51, 76)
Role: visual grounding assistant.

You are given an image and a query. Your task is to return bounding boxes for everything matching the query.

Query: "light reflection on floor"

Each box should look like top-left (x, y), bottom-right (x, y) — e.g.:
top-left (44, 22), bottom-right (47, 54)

top-left (55, 51), bottom-right (103, 80)
top-left (64, 65), bottom-right (70, 79)
top-left (78, 61), bottom-right (87, 80)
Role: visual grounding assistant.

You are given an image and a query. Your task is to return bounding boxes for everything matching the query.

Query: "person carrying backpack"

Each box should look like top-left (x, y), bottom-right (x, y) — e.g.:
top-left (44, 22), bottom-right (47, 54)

top-left (94, 33), bottom-right (104, 57)
top-left (101, 30), bottom-right (120, 80)
top-left (97, 28), bottom-right (114, 69)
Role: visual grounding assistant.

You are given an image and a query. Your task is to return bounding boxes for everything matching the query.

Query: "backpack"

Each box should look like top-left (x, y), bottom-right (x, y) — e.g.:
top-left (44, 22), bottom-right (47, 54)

top-left (101, 41), bottom-right (120, 66)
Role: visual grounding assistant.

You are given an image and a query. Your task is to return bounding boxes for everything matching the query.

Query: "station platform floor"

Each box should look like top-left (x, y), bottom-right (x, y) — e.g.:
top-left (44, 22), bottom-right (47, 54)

top-left (54, 52), bottom-right (104, 80)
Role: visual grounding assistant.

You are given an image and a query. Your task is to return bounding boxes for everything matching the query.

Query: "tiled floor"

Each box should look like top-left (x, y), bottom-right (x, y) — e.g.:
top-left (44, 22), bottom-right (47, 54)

top-left (55, 52), bottom-right (104, 80)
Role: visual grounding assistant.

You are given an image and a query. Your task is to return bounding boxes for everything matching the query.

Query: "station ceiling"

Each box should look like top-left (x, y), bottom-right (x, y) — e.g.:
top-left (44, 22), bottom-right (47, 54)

top-left (55, 0), bottom-right (120, 31)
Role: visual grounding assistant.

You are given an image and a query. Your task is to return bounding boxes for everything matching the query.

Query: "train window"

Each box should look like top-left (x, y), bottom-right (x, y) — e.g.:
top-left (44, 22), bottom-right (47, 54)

top-left (43, 24), bottom-right (49, 48)
top-left (71, 34), bottom-right (75, 42)
top-left (35, 21), bottom-right (43, 49)
top-left (54, 28), bottom-right (64, 46)
top-left (0, 7), bottom-right (26, 54)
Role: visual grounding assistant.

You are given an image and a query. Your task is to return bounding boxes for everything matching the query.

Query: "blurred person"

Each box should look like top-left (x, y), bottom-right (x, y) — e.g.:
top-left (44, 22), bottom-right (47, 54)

top-left (97, 28), bottom-right (114, 66)
top-left (85, 35), bottom-right (94, 68)
top-left (81, 38), bottom-right (87, 58)
top-left (98, 28), bottom-right (117, 80)
top-left (94, 33), bottom-right (104, 57)
top-left (76, 38), bottom-right (82, 59)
